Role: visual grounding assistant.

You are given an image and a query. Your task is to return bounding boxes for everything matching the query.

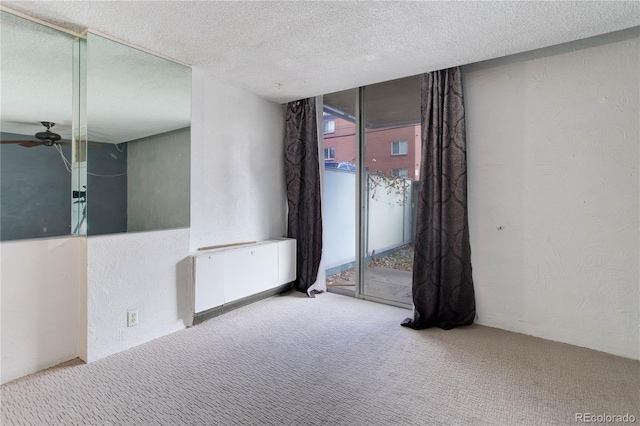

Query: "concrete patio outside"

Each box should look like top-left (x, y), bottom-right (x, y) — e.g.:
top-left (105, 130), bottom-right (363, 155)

top-left (326, 264), bottom-right (413, 306)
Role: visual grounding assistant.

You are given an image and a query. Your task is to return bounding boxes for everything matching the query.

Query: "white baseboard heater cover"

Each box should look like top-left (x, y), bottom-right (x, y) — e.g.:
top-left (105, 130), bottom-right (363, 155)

top-left (191, 239), bottom-right (296, 315)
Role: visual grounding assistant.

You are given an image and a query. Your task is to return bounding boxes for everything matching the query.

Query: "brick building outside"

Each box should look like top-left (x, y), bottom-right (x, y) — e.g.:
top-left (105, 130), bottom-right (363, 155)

top-left (323, 115), bottom-right (421, 181)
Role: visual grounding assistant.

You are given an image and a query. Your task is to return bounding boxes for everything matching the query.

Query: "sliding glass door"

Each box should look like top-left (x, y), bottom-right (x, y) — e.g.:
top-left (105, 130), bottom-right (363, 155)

top-left (323, 76), bottom-right (420, 307)
top-left (361, 76), bottom-right (421, 306)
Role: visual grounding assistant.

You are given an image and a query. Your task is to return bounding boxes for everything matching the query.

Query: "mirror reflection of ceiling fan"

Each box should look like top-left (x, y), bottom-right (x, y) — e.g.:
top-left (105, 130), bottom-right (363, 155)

top-left (0, 121), bottom-right (100, 148)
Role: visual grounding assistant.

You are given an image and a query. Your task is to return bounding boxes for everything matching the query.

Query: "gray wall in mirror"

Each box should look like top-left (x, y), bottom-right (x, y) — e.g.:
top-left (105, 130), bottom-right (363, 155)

top-left (0, 133), bottom-right (71, 240)
top-left (1, 134), bottom-right (128, 240)
top-left (86, 143), bottom-right (127, 235)
top-left (127, 128), bottom-right (190, 232)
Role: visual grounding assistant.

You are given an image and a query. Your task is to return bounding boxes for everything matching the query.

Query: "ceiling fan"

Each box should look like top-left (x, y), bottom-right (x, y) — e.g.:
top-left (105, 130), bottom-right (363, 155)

top-left (0, 121), bottom-right (69, 148)
top-left (1, 122), bottom-right (105, 148)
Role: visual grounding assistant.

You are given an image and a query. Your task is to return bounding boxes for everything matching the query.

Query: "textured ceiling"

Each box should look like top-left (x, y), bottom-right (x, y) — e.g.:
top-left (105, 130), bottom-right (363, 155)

top-left (3, 1), bottom-right (640, 105)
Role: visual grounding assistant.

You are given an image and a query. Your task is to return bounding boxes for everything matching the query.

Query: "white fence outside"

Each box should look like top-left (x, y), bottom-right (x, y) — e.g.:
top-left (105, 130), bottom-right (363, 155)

top-left (323, 168), bottom-right (415, 272)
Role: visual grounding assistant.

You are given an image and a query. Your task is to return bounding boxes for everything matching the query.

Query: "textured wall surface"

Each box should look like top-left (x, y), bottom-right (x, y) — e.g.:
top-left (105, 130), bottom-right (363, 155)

top-left (127, 128), bottom-right (190, 233)
top-left (0, 236), bottom-right (85, 384)
top-left (190, 69), bottom-right (287, 252)
top-left (86, 228), bottom-right (190, 362)
top-left (464, 28), bottom-right (639, 359)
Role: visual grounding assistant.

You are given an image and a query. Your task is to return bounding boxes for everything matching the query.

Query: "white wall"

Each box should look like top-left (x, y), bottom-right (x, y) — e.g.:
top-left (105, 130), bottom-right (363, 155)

top-left (464, 28), bottom-right (639, 359)
top-left (1, 71), bottom-right (288, 379)
top-left (83, 71), bottom-right (288, 363)
top-left (1, 236), bottom-right (86, 384)
top-left (127, 127), bottom-right (191, 232)
top-left (86, 229), bottom-right (190, 362)
top-left (190, 69), bottom-right (287, 251)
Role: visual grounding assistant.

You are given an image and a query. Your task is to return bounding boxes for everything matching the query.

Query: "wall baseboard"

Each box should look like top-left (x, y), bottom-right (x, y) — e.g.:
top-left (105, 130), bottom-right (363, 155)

top-left (192, 283), bottom-right (292, 326)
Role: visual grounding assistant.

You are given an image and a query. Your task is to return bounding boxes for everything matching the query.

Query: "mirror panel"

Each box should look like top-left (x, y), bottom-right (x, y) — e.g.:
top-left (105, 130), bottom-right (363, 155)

top-left (0, 11), bottom-right (81, 241)
top-left (86, 33), bottom-right (191, 235)
top-left (0, 13), bottom-right (191, 241)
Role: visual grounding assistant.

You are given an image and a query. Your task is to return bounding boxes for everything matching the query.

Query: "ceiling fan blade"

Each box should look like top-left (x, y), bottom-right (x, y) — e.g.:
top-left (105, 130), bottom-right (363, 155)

top-left (19, 141), bottom-right (43, 148)
top-left (1, 139), bottom-right (103, 149)
top-left (1, 139), bottom-right (36, 144)
top-left (1, 139), bottom-right (43, 148)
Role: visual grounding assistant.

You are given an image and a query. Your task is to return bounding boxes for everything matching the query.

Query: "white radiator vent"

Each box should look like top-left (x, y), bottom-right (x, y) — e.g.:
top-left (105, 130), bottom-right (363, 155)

top-left (191, 239), bottom-right (296, 314)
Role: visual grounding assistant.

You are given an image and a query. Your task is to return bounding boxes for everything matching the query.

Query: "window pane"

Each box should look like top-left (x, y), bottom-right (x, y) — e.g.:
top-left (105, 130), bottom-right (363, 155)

top-left (323, 120), bottom-right (335, 134)
top-left (391, 140), bottom-right (408, 155)
top-left (392, 168), bottom-right (409, 178)
top-left (324, 147), bottom-right (335, 160)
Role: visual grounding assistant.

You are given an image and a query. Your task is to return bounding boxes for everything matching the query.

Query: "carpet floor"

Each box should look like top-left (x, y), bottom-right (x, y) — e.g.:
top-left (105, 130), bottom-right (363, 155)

top-left (2, 291), bottom-right (638, 425)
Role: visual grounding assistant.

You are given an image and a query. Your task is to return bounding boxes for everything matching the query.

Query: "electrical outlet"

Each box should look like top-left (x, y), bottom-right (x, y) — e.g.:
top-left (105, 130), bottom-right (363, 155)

top-left (127, 309), bottom-right (139, 327)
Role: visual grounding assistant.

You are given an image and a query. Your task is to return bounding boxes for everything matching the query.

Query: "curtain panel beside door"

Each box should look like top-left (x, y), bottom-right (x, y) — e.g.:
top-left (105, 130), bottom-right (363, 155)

top-left (284, 98), bottom-right (323, 296)
top-left (402, 67), bottom-right (476, 330)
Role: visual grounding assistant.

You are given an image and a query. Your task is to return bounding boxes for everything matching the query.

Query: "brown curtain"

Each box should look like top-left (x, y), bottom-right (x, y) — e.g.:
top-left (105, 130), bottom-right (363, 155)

top-left (402, 67), bottom-right (476, 330)
top-left (284, 98), bottom-right (323, 294)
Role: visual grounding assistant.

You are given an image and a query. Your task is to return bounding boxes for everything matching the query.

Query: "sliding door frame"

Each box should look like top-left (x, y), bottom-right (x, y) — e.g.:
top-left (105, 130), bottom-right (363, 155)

top-left (355, 87), bottom-right (365, 299)
top-left (354, 87), bottom-right (413, 309)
